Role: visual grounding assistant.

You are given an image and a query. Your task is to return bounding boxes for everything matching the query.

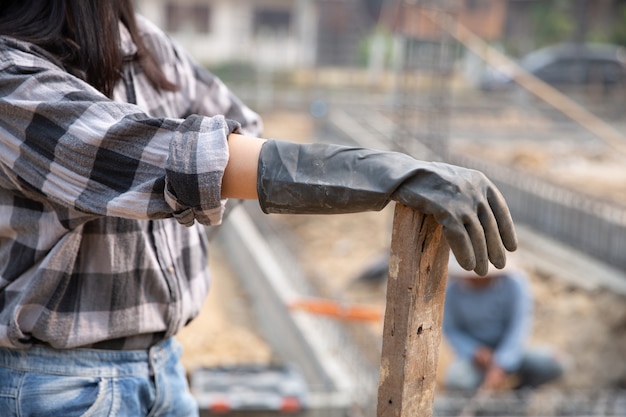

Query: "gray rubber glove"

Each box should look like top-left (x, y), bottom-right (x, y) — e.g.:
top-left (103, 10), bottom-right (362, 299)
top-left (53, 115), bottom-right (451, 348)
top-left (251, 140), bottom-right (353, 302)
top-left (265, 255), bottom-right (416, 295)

top-left (256, 140), bottom-right (517, 275)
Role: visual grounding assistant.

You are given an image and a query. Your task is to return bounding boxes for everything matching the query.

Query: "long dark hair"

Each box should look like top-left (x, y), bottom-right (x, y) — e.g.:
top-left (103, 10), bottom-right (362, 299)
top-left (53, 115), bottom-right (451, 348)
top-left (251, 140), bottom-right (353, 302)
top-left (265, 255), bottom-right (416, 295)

top-left (0, 0), bottom-right (177, 97)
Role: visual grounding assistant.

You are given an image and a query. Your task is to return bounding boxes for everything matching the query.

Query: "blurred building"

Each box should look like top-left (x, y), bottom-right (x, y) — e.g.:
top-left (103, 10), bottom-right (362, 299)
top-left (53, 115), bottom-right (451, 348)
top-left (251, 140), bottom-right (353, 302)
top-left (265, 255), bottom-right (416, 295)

top-left (380, 0), bottom-right (506, 41)
top-left (136, 0), bottom-right (313, 69)
top-left (135, 0), bottom-right (623, 71)
top-left (135, 0), bottom-right (384, 69)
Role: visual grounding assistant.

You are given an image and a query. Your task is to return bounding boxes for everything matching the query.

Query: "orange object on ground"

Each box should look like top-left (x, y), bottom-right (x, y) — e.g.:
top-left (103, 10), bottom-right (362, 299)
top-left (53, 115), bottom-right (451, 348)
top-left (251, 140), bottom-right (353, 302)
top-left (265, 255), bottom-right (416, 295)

top-left (288, 298), bottom-right (382, 322)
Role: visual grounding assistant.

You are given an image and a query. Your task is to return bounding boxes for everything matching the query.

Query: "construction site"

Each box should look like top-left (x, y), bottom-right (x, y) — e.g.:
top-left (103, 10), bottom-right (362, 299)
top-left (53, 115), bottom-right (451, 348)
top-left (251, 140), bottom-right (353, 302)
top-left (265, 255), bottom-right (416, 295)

top-left (134, 1), bottom-right (626, 416)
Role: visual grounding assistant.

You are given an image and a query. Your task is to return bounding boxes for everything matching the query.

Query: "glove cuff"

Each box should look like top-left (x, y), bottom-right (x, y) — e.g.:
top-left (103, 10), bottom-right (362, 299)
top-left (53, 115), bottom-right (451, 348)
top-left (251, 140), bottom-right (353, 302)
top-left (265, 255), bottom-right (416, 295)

top-left (257, 139), bottom-right (398, 214)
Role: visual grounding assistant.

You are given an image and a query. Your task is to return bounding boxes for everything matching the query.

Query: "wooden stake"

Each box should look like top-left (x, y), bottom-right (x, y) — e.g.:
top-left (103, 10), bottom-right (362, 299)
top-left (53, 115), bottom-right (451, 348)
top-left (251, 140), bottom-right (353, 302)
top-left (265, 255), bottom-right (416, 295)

top-left (377, 204), bottom-right (450, 417)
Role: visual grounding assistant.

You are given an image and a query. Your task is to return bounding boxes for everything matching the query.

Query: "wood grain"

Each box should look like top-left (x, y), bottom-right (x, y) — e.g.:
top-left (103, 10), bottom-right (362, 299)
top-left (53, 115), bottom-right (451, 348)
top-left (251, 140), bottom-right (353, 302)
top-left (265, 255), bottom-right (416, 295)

top-left (377, 204), bottom-right (450, 417)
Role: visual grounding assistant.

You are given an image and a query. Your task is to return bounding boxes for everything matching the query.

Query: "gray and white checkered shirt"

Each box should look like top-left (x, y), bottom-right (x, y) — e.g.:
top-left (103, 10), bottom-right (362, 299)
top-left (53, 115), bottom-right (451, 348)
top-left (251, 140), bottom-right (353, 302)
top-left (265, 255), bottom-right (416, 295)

top-left (0, 16), bottom-right (262, 349)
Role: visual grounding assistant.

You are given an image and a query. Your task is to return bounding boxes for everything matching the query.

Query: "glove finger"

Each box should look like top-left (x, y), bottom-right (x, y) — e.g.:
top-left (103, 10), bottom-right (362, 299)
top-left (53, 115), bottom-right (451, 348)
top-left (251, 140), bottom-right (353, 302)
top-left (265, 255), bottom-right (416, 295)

top-left (478, 202), bottom-right (507, 269)
top-left (464, 218), bottom-right (489, 276)
top-left (487, 186), bottom-right (518, 252)
top-left (442, 224), bottom-right (476, 273)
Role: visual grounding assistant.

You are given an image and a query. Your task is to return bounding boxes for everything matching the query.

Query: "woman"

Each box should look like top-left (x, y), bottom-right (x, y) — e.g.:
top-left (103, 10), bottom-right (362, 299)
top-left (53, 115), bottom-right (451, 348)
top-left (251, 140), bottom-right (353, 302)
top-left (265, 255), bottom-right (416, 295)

top-left (0, 1), bottom-right (517, 415)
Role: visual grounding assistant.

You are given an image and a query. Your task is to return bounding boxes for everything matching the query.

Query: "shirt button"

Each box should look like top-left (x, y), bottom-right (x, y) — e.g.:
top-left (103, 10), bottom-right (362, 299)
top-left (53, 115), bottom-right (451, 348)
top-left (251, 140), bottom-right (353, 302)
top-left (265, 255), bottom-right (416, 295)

top-left (168, 266), bottom-right (175, 274)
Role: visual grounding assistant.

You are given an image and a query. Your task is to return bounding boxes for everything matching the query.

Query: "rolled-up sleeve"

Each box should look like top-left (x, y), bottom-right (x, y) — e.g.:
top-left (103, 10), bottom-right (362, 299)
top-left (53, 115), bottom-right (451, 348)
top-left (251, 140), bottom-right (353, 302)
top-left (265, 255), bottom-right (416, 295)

top-left (164, 115), bottom-right (231, 226)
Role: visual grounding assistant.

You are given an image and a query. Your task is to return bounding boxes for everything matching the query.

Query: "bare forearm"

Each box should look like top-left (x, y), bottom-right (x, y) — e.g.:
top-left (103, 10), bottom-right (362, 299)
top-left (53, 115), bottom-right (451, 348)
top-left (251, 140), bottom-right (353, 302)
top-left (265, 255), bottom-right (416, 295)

top-left (221, 134), bottom-right (266, 199)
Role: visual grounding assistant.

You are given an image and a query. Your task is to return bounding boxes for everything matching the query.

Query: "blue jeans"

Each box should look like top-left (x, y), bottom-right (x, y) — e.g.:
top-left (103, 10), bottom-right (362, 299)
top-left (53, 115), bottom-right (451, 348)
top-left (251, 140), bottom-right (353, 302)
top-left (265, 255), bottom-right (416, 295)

top-left (0, 338), bottom-right (198, 417)
top-left (445, 346), bottom-right (564, 391)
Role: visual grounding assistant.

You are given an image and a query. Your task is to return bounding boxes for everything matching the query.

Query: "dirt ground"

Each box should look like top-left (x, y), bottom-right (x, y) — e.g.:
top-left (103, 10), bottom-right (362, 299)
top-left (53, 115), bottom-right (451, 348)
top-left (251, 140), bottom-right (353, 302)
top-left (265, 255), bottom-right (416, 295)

top-left (177, 109), bottom-right (626, 394)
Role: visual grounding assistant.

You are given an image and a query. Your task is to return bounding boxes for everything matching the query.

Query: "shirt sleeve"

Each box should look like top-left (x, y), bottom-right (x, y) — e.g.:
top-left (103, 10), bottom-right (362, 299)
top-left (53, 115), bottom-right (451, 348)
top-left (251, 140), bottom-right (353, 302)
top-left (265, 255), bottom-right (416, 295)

top-left (493, 273), bottom-right (533, 371)
top-left (443, 284), bottom-right (482, 360)
top-left (0, 44), bottom-right (232, 227)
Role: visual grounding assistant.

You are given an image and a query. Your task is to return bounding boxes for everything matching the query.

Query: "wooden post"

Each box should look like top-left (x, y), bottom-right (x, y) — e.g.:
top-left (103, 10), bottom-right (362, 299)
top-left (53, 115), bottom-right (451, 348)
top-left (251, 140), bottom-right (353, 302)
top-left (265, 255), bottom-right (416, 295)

top-left (377, 203), bottom-right (450, 417)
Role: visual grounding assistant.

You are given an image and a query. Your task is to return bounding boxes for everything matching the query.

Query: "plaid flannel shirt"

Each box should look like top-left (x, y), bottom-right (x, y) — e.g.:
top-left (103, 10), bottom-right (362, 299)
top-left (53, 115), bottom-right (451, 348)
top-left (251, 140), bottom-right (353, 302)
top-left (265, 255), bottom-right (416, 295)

top-left (0, 16), bottom-right (262, 349)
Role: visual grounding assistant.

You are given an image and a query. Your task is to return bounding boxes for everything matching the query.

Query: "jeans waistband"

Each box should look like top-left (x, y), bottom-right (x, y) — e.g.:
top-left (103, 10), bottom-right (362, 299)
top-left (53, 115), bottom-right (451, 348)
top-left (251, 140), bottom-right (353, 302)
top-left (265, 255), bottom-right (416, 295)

top-left (0, 337), bottom-right (178, 378)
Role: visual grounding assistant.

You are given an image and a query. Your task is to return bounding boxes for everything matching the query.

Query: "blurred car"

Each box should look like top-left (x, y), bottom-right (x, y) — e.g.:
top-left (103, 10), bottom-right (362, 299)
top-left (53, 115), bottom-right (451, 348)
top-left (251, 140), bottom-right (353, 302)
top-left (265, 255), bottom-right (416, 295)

top-left (480, 42), bottom-right (626, 91)
top-left (190, 363), bottom-right (309, 415)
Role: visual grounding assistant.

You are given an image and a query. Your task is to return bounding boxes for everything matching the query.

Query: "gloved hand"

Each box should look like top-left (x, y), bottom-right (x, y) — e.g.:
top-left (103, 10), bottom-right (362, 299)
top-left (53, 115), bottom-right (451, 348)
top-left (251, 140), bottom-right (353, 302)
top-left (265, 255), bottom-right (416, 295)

top-left (256, 140), bottom-right (517, 275)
